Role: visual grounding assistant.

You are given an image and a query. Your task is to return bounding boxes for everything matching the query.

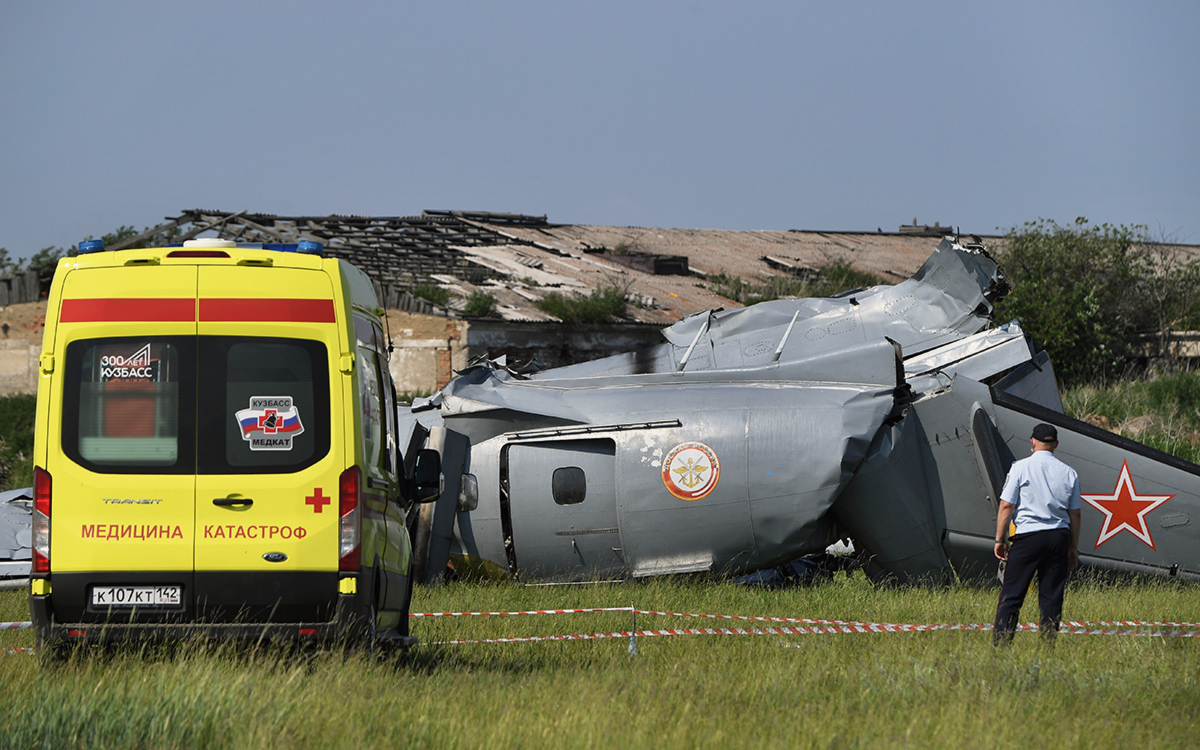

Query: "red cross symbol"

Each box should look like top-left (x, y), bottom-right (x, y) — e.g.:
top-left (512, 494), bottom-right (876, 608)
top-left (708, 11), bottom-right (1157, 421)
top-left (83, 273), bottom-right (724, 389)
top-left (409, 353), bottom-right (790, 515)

top-left (306, 487), bottom-right (330, 513)
top-left (257, 409), bottom-right (279, 433)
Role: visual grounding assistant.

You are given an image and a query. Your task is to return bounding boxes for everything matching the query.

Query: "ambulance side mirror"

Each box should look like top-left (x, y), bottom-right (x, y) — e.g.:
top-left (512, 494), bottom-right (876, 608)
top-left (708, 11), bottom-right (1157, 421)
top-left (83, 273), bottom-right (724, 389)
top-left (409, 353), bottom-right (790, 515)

top-left (412, 449), bottom-right (442, 504)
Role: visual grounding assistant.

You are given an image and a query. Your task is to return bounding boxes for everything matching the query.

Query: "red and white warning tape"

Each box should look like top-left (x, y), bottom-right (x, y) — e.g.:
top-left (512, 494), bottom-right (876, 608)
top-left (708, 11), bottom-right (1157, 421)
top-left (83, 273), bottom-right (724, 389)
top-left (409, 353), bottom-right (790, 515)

top-left (3, 609), bottom-right (1198, 653)
top-left (429, 623), bottom-right (1200, 645)
top-left (410, 608), bottom-right (1200, 632)
top-left (633, 610), bottom-right (1200, 632)
top-left (410, 608), bottom-right (1200, 643)
top-left (410, 607), bottom-right (635, 618)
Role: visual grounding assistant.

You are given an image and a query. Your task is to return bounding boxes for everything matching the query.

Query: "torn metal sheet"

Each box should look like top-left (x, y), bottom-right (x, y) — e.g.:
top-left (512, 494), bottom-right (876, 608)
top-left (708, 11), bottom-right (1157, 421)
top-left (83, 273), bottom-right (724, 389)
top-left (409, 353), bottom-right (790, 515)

top-left (0, 487), bottom-right (32, 588)
top-left (902, 321), bottom-right (1031, 385)
top-left (406, 238), bottom-right (1200, 585)
top-left (545, 238), bottom-right (1008, 381)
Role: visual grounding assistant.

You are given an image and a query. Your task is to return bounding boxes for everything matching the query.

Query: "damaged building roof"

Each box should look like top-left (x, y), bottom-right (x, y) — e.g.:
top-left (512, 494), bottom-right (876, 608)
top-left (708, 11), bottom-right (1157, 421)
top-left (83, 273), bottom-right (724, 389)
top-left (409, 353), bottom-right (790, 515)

top-left (118, 209), bottom-right (1003, 325)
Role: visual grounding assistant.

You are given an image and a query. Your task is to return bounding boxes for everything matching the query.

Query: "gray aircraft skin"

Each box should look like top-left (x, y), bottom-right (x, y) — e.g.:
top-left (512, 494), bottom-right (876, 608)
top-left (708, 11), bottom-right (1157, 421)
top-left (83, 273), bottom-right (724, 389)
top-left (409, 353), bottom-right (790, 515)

top-left (406, 238), bottom-right (1200, 585)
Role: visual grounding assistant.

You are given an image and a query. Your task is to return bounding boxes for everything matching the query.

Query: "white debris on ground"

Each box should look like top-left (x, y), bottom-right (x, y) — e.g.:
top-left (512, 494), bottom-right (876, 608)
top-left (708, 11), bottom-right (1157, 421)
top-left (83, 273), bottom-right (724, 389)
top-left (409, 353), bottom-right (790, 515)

top-left (0, 487), bottom-right (32, 589)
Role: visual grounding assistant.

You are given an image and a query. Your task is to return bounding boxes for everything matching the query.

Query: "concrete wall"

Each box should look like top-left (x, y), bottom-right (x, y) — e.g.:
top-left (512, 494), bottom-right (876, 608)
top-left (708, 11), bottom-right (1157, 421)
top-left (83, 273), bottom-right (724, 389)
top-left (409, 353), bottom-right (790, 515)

top-left (385, 314), bottom-right (666, 397)
top-left (0, 339), bottom-right (41, 396)
top-left (0, 305), bottom-right (667, 399)
top-left (385, 312), bottom-right (468, 398)
top-left (0, 302), bottom-right (46, 396)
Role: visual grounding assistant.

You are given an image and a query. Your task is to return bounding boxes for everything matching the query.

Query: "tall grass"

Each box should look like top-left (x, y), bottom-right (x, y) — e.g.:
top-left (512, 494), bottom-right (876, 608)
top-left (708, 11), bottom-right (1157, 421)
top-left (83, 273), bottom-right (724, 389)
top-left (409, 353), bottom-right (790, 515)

top-left (2, 576), bottom-right (1197, 749)
top-left (2, 375), bottom-right (1200, 747)
top-left (1062, 370), bottom-right (1200, 463)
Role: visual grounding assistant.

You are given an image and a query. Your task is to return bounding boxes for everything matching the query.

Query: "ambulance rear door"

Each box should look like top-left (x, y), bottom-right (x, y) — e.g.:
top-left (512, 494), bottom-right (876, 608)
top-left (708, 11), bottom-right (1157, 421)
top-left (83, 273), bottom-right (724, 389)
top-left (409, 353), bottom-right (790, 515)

top-left (48, 265), bottom-right (198, 623)
top-left (193, 264), bottom-right (345, 623)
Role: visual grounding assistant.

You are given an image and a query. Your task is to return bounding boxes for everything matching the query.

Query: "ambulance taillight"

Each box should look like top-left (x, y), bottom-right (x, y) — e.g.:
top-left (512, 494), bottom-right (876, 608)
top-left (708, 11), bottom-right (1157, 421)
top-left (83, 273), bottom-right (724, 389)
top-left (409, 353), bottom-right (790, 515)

top-left (33, 466), bottom-right (51, 574)
top-left (339, 466), bottom-right (361, 572)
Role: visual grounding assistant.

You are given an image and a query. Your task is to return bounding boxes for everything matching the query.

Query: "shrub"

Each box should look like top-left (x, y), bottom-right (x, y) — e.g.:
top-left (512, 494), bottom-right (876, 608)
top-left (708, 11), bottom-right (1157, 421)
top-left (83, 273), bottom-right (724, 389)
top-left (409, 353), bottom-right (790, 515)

top-left (535, 286), bottom-right (627, 323)
top-left (462, 291), bottom-right (496, 318)
top-left (707, 260), bottom-right (883, 306)
top-left (412, 283), bottom-right (451, 307)
top-left (0, 394), bottom-right (35, 489)
top-left (991, 218), bottom-right (1200, 387)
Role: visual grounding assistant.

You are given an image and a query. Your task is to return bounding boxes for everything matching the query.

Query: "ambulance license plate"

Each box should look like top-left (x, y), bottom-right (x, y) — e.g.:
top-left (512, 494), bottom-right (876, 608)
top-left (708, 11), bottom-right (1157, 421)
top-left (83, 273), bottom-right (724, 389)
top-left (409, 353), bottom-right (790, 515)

top-left (92, 585), bottom-right (182, 607)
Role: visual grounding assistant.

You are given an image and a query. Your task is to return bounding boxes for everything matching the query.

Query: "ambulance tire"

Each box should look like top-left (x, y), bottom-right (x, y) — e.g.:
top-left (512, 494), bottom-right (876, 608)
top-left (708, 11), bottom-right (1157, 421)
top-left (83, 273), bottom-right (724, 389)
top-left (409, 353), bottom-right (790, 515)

top-left (358, 564), bottom-right (380, 648)
top-left (397, 570), bottom-right (414, 638)
top-left (37, 638), bottom-right (68, 665)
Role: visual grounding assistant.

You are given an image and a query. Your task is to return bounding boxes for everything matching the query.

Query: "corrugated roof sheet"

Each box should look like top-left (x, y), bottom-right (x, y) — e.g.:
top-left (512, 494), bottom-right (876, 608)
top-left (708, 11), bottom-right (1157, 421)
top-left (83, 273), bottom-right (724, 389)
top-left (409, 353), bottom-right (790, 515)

top-left (134, 209), bottom-right (1200, 327)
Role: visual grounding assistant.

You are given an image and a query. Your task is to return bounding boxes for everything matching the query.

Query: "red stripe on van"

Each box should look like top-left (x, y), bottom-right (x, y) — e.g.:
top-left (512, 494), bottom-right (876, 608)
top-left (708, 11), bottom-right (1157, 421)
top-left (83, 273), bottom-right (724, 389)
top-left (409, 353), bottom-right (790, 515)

top-left (199, 298), bottom-right (337, 323)
top-left (59, 298), bottom-right (195, 322)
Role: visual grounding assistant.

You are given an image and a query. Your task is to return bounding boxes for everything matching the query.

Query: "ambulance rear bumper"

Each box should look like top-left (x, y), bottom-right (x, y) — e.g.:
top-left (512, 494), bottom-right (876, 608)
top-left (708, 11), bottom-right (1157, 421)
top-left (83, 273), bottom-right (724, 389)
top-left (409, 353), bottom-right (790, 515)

top-left (29, 581), bottom-right (371, 648)
top-left (27, 571), bottom-right (379, 648)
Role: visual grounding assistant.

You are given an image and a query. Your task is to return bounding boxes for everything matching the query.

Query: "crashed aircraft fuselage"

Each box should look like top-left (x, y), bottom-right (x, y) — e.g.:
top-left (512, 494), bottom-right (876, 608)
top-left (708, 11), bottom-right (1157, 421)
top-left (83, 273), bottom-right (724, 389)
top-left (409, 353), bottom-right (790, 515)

top-left (408, 239), bottom-right (1200, 584)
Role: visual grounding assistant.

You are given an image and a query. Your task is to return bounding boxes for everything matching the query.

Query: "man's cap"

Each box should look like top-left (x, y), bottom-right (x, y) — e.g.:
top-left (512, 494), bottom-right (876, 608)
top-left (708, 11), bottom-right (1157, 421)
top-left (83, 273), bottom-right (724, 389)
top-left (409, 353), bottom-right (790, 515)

top-left (1031, 423), bottom-right (1058, 442)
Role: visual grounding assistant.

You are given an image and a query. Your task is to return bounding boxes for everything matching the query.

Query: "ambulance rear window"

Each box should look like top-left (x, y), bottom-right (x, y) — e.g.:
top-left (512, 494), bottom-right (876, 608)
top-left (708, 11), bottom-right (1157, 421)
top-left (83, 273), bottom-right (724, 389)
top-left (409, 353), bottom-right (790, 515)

top-left (62, 337), bottom-right (194, 472)
top-left (197, 337), bottom-right (330, 473)
top-left (62, 336), bottom-right (330, 475)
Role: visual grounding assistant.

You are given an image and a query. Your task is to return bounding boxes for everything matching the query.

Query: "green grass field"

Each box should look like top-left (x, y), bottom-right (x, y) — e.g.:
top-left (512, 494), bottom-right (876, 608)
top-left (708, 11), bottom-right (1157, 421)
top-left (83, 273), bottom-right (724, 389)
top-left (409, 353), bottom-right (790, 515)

top-left (3, 377), bottom-right (1200, 749)
top-left (2, 575), bottom-right (1197, 749)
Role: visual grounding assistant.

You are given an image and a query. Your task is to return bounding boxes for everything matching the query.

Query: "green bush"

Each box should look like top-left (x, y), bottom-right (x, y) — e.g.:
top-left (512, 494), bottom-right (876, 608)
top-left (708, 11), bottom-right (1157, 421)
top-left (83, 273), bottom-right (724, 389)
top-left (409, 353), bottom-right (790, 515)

top-left (707, 260), bottom-right (883, 306)
top-left (0, 394), bottom-right (35, 490)
top-left (462, 290), bottom-right (496, 318)
top-left (994, 218), bottom-right (1200, 387)
top-left (535, 286), bottom-right (627, 323)
top-left (411, 283), bottom-right (450, 307)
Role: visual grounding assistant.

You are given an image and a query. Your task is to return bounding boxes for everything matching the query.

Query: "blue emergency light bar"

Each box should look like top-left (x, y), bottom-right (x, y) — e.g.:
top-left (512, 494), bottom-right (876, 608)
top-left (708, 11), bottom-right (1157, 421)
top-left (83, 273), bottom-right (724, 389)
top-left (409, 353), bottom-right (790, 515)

top-left (244, 241), bottom-right (325, 254)
top-left (81, 239), bottom-right (327, 255)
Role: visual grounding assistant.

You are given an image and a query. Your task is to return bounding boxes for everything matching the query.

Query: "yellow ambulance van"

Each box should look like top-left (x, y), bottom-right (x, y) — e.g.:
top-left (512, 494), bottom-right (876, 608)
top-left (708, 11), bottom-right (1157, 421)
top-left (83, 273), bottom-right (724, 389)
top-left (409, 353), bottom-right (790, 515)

top-left (29, 237), bottom-right (439, 651)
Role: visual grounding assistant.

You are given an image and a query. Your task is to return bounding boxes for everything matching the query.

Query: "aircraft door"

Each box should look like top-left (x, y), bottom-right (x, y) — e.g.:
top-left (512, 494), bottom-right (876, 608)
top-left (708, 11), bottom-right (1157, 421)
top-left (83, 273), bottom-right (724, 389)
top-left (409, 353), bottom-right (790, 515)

top-left (505, 439), bottom-right (623, 581)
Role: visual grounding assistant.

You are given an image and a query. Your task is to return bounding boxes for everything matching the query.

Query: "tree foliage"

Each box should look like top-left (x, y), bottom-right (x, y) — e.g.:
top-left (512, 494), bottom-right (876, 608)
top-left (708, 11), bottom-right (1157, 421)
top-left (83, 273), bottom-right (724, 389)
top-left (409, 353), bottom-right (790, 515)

top-left (993, 218), bottom-right (1200, 387)
top-left (1, 224), bottom-right (181, 281)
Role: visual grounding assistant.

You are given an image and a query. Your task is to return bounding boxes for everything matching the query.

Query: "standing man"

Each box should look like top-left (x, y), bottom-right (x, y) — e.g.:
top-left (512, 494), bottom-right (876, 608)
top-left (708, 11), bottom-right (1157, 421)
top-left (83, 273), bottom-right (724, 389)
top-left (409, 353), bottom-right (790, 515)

top-left (993, 423), bottom-right (1082, 644)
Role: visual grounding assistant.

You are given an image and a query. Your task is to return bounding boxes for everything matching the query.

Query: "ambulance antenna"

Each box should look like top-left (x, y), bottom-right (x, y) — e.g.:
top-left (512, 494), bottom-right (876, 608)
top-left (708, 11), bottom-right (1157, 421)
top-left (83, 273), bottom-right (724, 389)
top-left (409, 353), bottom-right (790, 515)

top-left (379, 307), bottom-right (395, 358)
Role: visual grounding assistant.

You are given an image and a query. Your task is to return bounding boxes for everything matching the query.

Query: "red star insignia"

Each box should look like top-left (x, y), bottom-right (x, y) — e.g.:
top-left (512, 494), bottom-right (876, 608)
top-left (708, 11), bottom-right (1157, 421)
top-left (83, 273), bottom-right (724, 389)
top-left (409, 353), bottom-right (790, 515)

top-left (1081, 460), bottom-right (1173, 550)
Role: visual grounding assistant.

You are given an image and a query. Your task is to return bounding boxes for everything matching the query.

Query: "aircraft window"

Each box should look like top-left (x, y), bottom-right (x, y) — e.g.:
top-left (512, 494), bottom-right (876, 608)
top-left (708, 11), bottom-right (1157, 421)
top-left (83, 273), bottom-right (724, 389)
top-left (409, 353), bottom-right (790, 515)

top-left (552, 467), bottom-right (586, 505)
top-left (459, 473), bottom-right (479, 511)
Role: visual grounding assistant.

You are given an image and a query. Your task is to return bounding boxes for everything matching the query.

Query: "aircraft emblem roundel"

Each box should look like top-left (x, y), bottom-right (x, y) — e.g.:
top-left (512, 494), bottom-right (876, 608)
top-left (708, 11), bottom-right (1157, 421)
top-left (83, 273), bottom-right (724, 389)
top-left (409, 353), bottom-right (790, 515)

top-left (662, 441), bottom-right (721, 500)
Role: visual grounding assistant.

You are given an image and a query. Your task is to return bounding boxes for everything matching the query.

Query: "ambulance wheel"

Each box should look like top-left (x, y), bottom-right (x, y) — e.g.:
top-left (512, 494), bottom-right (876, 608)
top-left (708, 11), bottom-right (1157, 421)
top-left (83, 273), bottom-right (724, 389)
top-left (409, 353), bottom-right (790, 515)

top-left (397, 571), bottom-right (414, 638)
top-left (367, 561), bottom-right (381, 648)
top-left (37, 641), bottom-right (66, 665)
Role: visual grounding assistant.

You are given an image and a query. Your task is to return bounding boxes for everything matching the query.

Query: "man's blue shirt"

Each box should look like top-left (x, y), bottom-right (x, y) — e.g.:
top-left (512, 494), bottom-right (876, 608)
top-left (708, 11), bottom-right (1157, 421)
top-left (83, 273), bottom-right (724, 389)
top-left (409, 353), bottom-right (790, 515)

top-left (1000, 450), bottom-right (1082, 533)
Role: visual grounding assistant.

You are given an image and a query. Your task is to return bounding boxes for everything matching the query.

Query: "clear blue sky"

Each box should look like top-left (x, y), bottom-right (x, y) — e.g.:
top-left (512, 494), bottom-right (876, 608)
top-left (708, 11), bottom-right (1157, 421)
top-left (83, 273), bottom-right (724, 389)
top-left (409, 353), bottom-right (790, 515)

top-left (2, 1), bottom-right (1197, 258)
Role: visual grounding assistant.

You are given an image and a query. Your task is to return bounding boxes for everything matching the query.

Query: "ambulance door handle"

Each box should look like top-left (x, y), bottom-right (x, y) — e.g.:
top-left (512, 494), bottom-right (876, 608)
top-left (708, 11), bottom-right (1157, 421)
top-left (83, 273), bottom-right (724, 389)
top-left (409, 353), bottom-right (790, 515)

top-left (213, 497), bottom-right (254, 507)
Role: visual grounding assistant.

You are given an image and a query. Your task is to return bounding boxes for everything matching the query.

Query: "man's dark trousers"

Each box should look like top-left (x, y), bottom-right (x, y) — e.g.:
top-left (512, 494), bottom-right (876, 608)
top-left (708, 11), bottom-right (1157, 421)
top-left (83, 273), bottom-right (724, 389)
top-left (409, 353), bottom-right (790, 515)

top-left (993, 528), bottom-right (1071, 643)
